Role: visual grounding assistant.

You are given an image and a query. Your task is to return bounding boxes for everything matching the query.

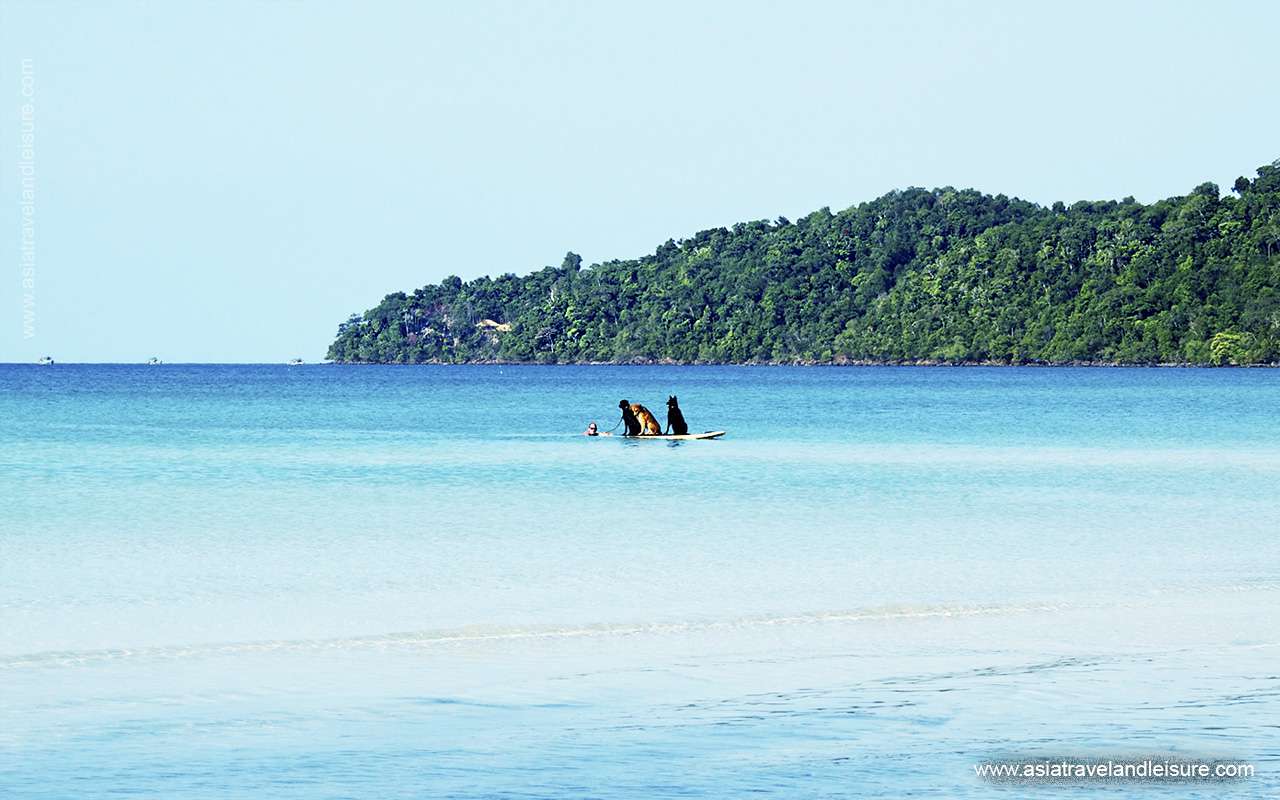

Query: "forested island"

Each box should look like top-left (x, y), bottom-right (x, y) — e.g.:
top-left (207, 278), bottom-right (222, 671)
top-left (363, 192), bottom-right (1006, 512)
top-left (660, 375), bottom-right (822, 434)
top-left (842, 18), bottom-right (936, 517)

top-left (329, 161), bottom-right (1280, 366)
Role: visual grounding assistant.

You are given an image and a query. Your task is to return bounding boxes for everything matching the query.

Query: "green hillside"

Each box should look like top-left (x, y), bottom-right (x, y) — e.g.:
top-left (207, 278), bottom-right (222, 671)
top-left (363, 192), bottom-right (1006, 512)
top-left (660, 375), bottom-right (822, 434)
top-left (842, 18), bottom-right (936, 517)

top-left (329, 160), bottom-right (1280, 365)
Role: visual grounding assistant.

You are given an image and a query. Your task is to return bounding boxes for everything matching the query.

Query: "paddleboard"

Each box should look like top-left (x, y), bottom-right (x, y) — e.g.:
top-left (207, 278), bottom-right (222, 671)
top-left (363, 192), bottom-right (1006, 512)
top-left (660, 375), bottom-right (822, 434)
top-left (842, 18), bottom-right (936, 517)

top-left (615, 430), bottom-right (726, 440)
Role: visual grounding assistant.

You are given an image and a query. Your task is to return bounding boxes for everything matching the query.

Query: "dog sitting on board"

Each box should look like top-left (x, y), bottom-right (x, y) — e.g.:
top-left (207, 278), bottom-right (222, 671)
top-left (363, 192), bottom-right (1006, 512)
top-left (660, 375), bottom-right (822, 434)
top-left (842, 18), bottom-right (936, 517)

top-left (665, 395), bottom-right (688, 436)
top-left (618, 399), bottom-right (661, 436)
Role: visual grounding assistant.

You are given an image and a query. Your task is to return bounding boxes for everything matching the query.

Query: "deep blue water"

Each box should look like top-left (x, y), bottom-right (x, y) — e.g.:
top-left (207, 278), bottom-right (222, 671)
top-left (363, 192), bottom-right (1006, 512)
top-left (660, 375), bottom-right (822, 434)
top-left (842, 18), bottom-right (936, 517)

top-left (2, 365), bottom-right (1278, 798)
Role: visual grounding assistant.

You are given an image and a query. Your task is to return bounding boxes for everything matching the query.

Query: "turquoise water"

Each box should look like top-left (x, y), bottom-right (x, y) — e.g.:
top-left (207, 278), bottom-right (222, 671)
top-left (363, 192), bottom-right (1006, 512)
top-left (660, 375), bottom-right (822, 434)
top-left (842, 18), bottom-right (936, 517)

top-left (2, 365), bottom-right (1279, 797)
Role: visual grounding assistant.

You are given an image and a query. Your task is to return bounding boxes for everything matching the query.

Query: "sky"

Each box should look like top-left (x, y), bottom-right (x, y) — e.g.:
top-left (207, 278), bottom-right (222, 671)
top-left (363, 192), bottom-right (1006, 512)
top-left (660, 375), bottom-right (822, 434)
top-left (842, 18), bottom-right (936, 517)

top-left (2, 0), bottom-right (1278, 362)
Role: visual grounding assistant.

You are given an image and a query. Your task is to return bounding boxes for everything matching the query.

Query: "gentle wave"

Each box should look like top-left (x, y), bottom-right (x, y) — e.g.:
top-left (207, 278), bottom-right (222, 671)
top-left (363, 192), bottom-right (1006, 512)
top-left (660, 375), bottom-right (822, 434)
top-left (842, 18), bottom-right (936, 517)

top-left (9, 437), bottom-right (1280, 471)
top-left (0, 601), bottom-right (1073, 670)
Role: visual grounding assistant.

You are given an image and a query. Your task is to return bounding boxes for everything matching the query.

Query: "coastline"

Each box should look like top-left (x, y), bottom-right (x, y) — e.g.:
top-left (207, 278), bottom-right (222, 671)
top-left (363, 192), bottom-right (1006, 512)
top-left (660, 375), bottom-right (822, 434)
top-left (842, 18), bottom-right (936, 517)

top-left (321, 358), bottom-right (1280, 368)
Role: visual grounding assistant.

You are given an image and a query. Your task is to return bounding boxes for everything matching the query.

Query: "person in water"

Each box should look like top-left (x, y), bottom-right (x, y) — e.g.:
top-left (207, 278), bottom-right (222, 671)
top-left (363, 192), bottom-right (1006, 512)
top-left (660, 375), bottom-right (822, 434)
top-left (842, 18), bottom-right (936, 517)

top-left (584, 421), bottom-right (599, 436)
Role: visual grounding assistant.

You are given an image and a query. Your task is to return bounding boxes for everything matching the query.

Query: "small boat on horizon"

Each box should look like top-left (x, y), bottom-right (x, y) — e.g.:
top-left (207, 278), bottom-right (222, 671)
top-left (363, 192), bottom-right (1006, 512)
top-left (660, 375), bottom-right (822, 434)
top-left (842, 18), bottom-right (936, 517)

top-left (147, 357), bottom-right (162, 365)
top-left (287, 358), bottom-right (304, 366)
top-left (37, 356), bottom-right (54, 365)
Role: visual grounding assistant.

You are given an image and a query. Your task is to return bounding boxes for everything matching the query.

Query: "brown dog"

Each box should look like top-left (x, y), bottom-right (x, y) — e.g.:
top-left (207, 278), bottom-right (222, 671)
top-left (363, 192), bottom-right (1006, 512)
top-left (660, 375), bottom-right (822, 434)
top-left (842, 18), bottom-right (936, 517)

top-left (619, 399), bottom-right (662, 436)
top-left (631, 403), bottom-right (663, 435)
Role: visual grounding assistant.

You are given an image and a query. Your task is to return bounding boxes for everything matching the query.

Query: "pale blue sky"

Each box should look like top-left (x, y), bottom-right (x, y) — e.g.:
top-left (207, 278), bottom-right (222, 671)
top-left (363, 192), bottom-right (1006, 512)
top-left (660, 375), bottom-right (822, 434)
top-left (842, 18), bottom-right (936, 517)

top-left (2, 0), bottom-right (1277, 362)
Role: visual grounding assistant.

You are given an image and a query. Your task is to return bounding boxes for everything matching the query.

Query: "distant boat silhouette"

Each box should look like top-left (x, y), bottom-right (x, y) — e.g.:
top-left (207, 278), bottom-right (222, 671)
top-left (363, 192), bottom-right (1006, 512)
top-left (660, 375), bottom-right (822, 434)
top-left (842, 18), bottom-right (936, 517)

top-left (147, 357), bottom-right (162, 365)
top-left (287, 358), bottom-right (304, 366)
top-left (37, 356), bottom-right (54, 365)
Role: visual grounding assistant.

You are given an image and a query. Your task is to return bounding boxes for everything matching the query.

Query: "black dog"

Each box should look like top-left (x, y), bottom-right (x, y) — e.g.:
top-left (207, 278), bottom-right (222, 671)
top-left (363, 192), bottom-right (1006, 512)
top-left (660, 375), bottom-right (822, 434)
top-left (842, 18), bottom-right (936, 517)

top-left (618, 399), bottom-right (642, 436)
top-left (665, 395), bottom-right (688, 435)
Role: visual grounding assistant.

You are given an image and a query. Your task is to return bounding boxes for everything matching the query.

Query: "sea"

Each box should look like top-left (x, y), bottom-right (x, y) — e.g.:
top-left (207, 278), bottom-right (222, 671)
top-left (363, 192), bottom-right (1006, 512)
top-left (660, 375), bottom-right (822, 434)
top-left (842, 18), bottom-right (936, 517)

top-left (2, 364), bottom-right (1278, 798)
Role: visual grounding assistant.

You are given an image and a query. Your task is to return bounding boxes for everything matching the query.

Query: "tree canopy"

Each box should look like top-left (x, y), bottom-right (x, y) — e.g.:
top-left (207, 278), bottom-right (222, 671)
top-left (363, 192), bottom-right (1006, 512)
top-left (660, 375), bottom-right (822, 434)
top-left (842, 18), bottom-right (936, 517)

top-left (329, 160), bottom-right (1280, 366)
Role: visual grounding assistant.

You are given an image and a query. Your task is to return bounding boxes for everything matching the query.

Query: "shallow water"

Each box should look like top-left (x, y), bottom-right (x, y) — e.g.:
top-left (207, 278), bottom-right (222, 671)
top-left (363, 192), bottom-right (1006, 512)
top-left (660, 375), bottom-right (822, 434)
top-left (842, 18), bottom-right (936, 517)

top-left (2, 365), bottom-right (1278, 797)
